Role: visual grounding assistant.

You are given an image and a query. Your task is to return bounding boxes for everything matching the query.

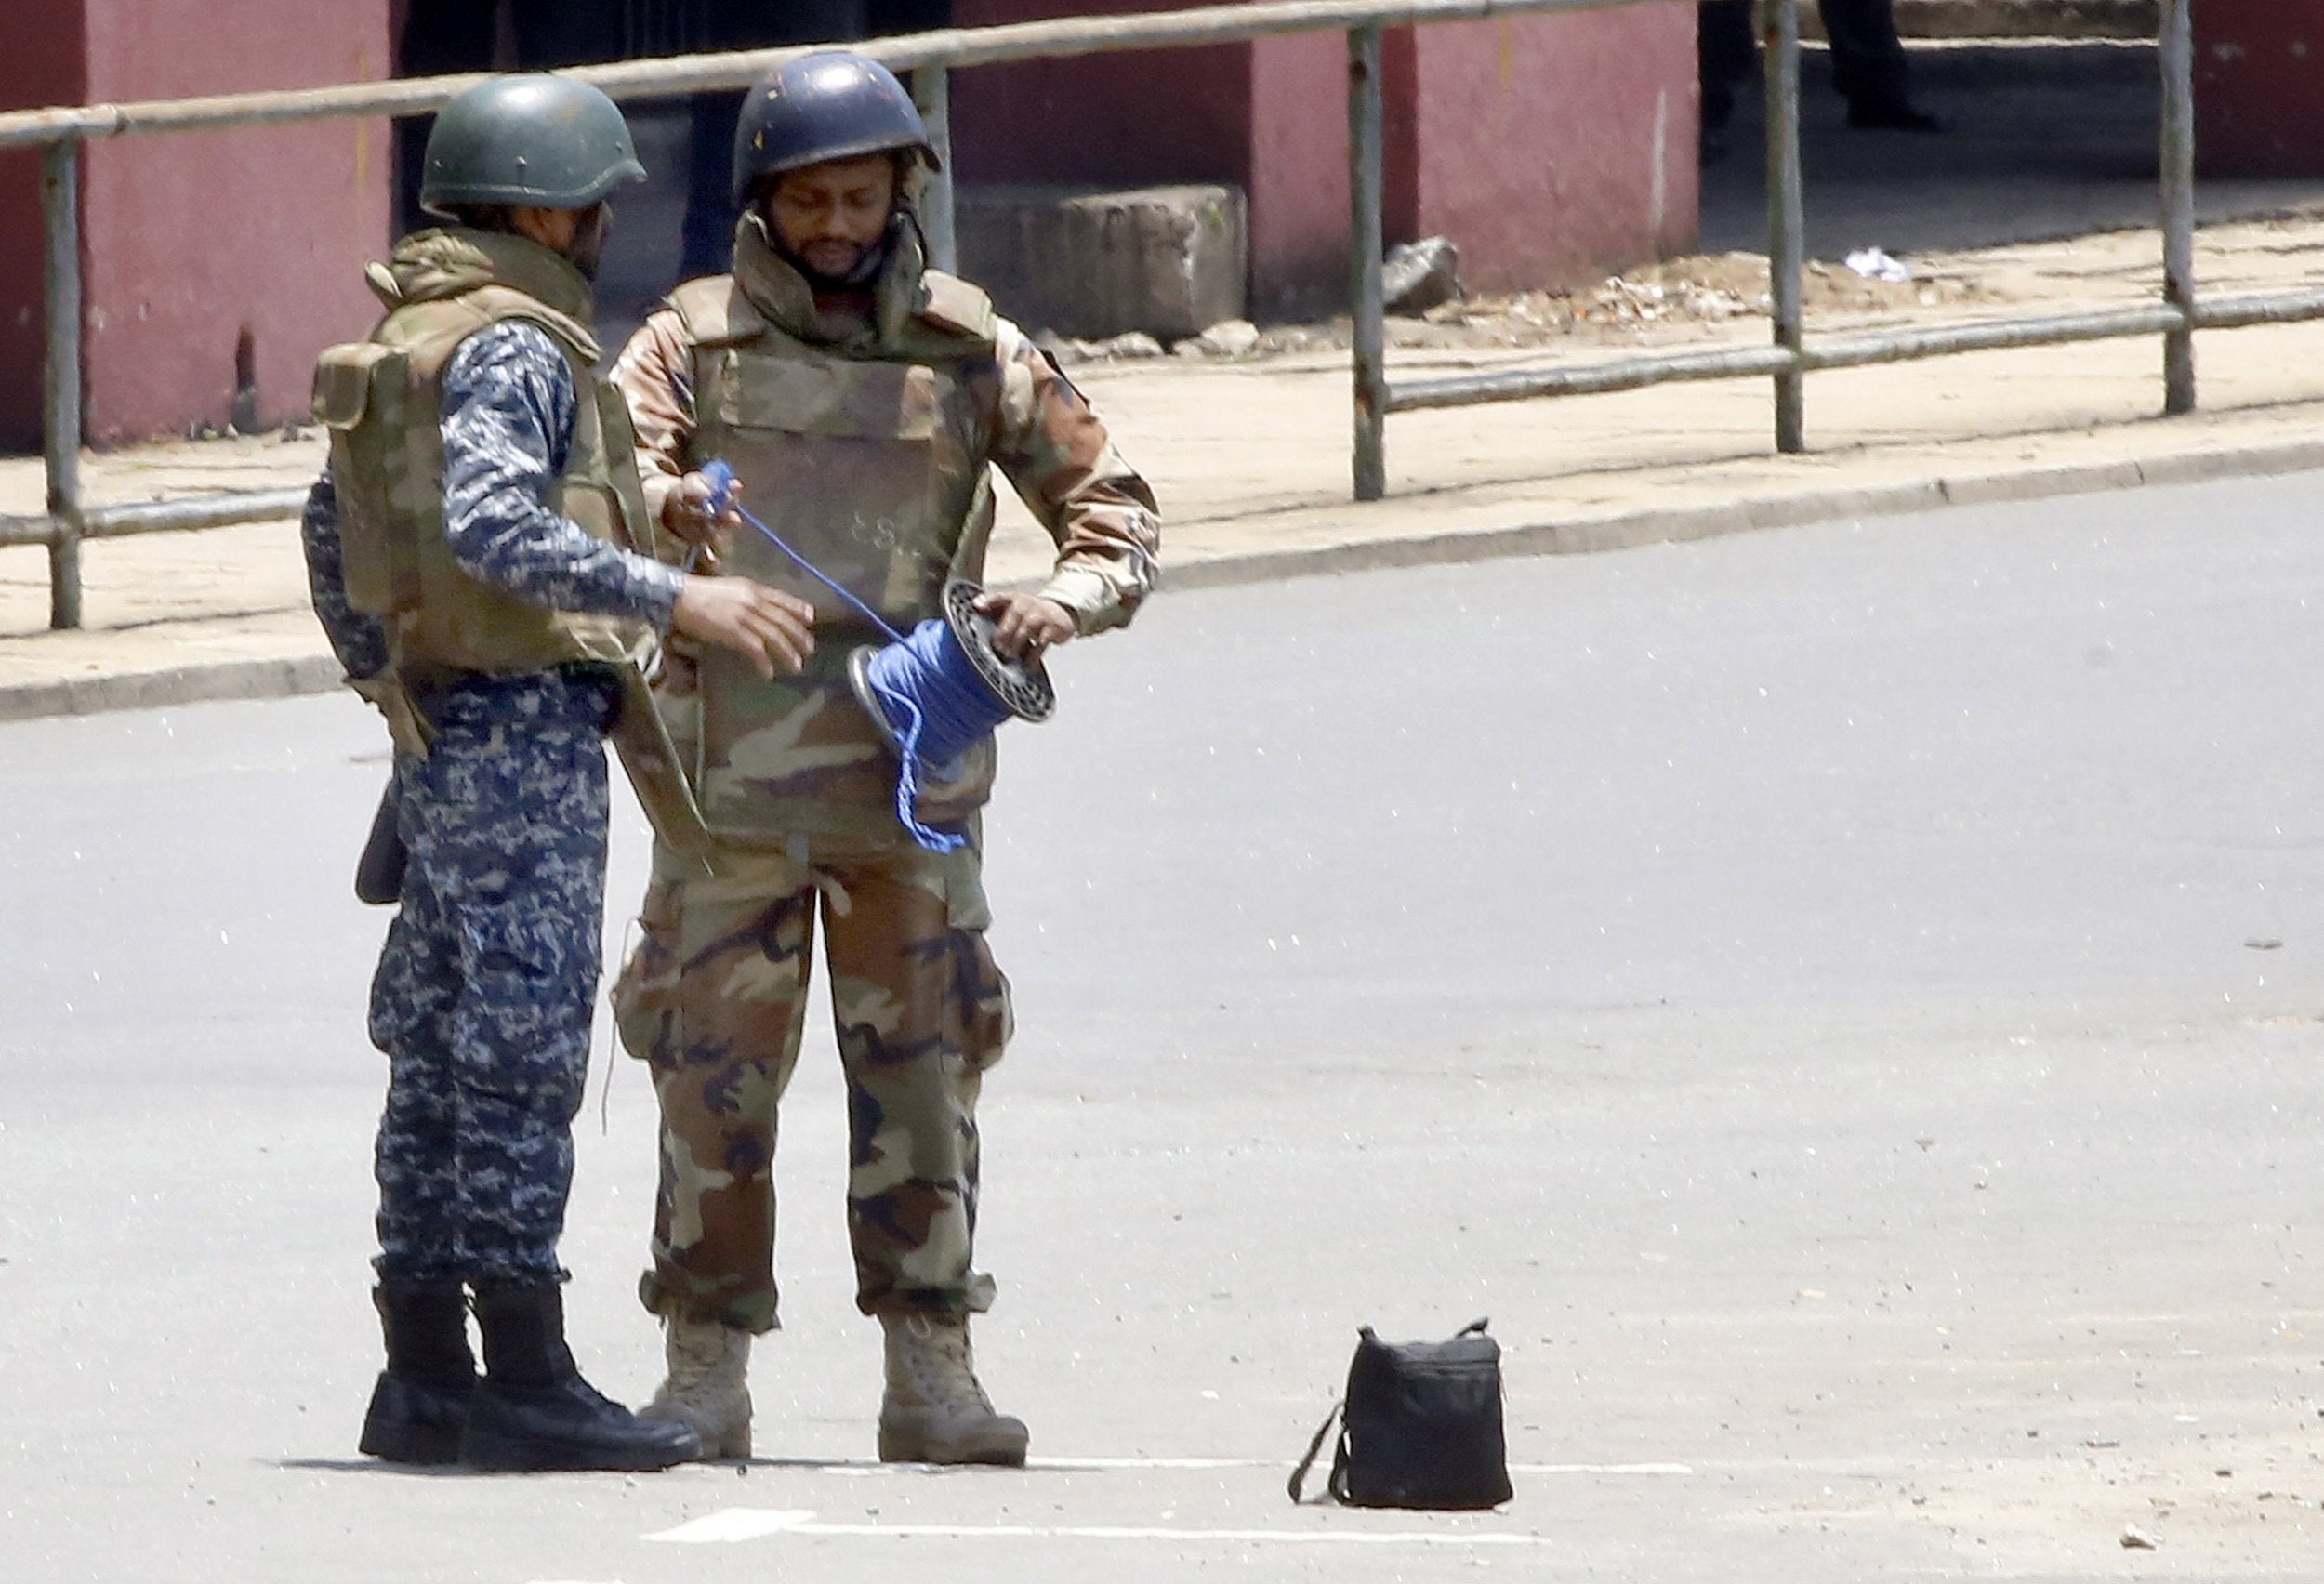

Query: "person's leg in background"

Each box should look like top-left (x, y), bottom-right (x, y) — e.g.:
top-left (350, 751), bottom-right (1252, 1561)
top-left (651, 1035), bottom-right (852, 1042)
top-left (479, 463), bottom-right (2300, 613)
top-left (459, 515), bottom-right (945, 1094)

top-left (393, 0), bottom-right (500, 239)
top-left (511, 0), bottom-right (627, 70)
top-left (1697, 1), bottom-right (1759, 160)
top-left (1819, 0), bottom-right (1941, 130)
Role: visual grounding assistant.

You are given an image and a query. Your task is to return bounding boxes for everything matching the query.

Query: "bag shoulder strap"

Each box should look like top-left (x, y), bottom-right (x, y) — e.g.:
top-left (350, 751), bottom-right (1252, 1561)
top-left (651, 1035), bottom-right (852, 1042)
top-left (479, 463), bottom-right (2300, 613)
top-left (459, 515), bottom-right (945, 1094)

top-left (1287, 1400), bottom-right (1343, 1504)
top-left (1327, 1423), bottom-right (1353, 1503)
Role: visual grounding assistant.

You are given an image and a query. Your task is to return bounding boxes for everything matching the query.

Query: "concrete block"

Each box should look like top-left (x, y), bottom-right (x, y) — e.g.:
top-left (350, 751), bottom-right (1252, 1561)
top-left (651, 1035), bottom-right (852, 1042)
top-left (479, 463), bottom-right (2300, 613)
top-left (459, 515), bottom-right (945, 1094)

top-left (957, 183), bottom-right (1247, 341)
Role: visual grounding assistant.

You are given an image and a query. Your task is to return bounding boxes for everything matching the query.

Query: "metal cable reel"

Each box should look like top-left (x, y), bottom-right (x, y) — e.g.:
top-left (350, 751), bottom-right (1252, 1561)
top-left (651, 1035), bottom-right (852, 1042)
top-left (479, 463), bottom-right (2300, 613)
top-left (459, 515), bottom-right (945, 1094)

top-left (848, 578), bottom-right (1056, 785)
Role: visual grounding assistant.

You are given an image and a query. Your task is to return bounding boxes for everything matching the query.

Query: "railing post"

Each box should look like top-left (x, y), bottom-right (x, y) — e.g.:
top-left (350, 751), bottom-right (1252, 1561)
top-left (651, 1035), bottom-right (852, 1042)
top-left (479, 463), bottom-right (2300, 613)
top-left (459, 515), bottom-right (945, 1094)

top-left (42, 138), bottom-right (85, 631)
top-left (911, 65), bottom-right (957, 274)
top-left (1348, 23), bottom-right (1386, 503)
top-left (1763, 0), bottom-right (1806, 453)
top-left (2159, 0), bottom-right (2196, 415)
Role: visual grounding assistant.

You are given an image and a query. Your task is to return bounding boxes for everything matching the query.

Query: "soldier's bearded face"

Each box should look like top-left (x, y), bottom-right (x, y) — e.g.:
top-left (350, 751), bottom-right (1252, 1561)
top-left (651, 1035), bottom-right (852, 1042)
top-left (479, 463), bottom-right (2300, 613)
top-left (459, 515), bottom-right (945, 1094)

top-left (765, 154), bottom-right (898, 284)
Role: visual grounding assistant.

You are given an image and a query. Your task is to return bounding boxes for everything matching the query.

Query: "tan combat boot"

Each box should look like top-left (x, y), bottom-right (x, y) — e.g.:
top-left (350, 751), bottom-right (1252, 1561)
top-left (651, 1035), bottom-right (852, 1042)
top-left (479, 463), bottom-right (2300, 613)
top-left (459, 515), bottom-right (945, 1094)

top-left (878, 1313), bottom-right (1029, 1466)
top-left (640, 1317), bottom-right (752, 1459)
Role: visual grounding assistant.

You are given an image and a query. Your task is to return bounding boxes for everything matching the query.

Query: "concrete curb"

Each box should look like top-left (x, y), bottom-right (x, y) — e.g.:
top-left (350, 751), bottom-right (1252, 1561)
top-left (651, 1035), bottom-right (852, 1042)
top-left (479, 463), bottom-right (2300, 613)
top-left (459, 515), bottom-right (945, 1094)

top-left (4, 432), bottom-right (2321, 725)
top-left (1166, 435), bottom-right (2324, 594)
top-left (0, 653), bottom-right (344, 725)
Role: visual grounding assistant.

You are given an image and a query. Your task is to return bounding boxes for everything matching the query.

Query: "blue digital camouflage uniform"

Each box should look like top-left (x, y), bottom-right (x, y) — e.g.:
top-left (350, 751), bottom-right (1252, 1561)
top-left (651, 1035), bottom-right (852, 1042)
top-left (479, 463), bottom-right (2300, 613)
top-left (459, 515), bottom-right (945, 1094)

top-left (302, 319), bottom-right (682, 1286)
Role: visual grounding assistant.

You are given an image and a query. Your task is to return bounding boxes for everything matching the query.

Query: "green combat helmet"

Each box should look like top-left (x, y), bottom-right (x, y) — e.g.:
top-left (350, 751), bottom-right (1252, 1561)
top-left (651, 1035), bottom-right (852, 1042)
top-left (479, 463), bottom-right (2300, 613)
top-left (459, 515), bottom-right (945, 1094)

top-left (419, 73), bottom-right (647, 217)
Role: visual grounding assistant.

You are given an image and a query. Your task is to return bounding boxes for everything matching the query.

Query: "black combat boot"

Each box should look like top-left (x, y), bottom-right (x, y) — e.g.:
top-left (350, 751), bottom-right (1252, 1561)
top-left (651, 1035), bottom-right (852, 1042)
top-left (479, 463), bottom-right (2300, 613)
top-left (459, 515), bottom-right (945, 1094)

top-left (458, 1282), bottom-right (701, 1472)
top-left (359, 1280), bottom-right (478, 1464)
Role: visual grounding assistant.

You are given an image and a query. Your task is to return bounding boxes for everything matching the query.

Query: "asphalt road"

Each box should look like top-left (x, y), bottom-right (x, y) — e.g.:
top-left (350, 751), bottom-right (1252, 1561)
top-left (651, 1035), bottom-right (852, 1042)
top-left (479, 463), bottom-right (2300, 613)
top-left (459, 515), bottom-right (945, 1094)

top-left (5, 471), bottom-right (2323, 1582)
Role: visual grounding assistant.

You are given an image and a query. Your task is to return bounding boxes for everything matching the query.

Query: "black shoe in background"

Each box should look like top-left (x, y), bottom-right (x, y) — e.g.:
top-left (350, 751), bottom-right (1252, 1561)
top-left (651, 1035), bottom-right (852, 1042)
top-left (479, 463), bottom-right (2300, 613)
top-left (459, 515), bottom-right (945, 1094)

top-left (1847, 96), bottom-right (1945, 132)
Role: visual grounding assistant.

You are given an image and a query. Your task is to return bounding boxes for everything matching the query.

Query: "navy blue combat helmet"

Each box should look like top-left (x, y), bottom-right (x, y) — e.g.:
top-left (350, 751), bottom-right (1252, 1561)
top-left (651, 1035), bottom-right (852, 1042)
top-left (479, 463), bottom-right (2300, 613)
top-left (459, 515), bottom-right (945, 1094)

top-left (731, 51), bottom-right (937, 206)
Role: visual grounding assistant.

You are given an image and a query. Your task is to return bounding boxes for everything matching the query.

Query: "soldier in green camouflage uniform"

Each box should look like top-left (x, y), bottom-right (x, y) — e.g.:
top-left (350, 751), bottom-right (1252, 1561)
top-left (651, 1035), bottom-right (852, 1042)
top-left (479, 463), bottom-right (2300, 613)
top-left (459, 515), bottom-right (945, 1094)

top-left (607, 52), bottom-right (1159, 1465)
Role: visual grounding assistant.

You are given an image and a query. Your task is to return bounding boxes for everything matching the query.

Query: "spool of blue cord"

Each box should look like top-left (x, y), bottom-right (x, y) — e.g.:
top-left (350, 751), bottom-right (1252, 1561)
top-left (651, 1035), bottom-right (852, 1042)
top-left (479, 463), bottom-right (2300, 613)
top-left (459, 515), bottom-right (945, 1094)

top-left (697, 462), bottom-right (1054, 851)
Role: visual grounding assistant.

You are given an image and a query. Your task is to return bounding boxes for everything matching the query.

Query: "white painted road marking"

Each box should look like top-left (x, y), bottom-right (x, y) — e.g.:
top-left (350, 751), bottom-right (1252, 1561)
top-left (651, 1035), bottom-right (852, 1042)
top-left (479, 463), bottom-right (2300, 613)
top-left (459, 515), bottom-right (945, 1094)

top-left (1032, 1457), bottom-right (1692, 1476)
top-left (644, 1508), bottom-right (1553, 1546)
top-left (644, 1510), bottom-right (817, 1543)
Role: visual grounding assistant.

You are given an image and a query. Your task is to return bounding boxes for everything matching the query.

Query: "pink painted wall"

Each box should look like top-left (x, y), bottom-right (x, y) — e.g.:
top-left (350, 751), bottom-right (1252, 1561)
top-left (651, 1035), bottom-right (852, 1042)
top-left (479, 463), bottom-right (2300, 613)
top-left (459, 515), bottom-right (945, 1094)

top-left (953, 0), bottom-right (1697, 319)
top-left (2195, 0), bottom-right (2324, 178)
top-left (0, 2), bottom-right (395, 451)
top-left (0, 2), bottom-right (90, 452)
top-left (1246, 33), bottom-right (1353, 318)
top-left (73, 0), bottom-right (393, 443)
top-left (1406, 7), bottom-right (1696, 293)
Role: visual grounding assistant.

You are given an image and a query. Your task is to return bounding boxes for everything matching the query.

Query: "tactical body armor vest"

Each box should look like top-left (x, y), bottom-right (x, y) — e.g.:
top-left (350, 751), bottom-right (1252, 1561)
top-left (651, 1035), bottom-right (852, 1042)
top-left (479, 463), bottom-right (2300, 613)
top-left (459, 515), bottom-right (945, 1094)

top-left (656, 225), bottom-right (1004, 848)
top-left (312, 228), bottom-right (707, 852)
top-left (313, 228), bottom-right (661, 681)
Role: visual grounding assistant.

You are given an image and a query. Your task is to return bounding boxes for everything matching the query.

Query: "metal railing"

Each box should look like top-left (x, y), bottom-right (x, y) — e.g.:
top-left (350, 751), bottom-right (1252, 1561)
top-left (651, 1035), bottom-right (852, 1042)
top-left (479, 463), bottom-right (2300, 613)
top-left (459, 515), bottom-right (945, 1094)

top-left (1355, 0), bottom-right (2324, 485)
top-left (0, 0), bottom-right (2314, 630)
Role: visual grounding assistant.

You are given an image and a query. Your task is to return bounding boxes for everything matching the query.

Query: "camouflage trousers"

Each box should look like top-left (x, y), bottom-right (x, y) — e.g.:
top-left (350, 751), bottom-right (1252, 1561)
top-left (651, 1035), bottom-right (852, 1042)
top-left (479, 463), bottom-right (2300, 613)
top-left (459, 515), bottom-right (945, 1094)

top-left (612, 835), bottom-right (1011, 1333)
top-left (368, 667), bottom-right (618, 1286)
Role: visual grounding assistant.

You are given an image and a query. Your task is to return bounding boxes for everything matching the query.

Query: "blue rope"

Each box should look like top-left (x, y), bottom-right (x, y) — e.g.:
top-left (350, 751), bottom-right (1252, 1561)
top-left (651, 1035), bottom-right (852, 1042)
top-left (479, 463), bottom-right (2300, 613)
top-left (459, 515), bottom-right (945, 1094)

top-left (700, 462), bottom-right (906, 643)
top-left (699, 461), bottom-right (1012, 852)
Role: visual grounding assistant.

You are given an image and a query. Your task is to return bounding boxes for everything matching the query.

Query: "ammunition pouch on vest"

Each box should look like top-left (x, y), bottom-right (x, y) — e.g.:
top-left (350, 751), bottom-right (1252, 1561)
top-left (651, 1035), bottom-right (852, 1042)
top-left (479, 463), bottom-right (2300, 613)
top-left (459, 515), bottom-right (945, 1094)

top-left (312, 245), bottom-right (712, 856)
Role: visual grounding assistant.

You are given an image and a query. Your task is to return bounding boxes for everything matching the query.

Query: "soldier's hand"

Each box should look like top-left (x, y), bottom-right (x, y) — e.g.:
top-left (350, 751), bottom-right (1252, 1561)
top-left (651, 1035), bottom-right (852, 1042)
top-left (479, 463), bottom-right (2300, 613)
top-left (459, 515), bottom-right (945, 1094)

top-left (673, 574), bottom-right (815, 679)
top-left (662, 470), bottom-right (744, 554)
top-left (973, 591), bottom-right (1076, 661)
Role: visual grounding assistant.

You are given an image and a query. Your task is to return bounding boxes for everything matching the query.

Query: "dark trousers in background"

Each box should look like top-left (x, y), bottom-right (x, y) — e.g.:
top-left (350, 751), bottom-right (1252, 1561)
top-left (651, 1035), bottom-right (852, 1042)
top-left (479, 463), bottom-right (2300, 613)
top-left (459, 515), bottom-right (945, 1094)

top-left (1698, 0), bottom-right (1915, 129)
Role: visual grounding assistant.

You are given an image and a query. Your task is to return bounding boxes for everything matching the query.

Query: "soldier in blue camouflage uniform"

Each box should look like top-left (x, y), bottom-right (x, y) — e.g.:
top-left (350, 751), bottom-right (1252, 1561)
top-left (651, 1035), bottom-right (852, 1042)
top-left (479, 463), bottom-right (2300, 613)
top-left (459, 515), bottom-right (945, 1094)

top-left (300, 73), bottom-right (815, 1473)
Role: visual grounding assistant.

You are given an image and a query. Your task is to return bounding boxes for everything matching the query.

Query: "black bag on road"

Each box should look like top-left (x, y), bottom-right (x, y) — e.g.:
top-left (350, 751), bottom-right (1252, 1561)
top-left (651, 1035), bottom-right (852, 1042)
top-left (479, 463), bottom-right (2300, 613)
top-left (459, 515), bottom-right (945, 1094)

top-left (1287, 1317), bottom-right (1512, 1510)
